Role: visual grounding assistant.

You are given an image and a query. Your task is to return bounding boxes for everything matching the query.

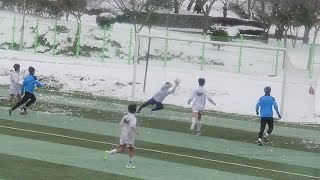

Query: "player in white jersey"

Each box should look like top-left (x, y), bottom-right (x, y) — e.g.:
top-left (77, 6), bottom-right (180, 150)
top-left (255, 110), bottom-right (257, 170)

top-left (188, 78), bottom-right (216, 135)
top-left (137, 79), bottom-right (180, 113)
top-left (0, 64), bottom-right (22, 102)
top-left (104, 104), bottom-right (139, 169)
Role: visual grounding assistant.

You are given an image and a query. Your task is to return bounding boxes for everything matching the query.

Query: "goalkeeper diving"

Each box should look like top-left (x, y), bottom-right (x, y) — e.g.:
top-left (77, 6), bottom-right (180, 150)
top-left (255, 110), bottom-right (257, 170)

top-left (137, 79), bottom-right (181, 113)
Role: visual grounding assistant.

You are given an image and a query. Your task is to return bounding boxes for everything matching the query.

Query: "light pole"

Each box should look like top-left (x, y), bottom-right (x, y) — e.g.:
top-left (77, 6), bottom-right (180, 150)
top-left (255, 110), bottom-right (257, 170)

top-left (19, 0), bottom-right (27, 51)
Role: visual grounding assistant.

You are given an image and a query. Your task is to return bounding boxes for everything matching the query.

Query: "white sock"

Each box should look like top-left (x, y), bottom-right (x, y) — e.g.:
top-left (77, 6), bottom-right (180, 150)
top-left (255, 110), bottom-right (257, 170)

top-left (128, 157), bottom-right (133, 164)
top-left (192, 117), bottom-right (196, 124)
top-left (109, 149), bottom-right (117, 155)
top-left (265, 133), bottom-right (269, 137)
top-left (258, 138), bottom-right (262, 142)
top-left (196, 120), bottom-right (201, 132)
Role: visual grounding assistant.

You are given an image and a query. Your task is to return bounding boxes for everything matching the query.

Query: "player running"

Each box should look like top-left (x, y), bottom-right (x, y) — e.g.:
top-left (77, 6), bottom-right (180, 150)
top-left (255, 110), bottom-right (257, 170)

top-left (188, 78), bottom-right (216, 135)
top-left (104, 104), bottom-right (139, 169)
top-left (0, 64), bottom-right (22, 102)
top-left (137, 79), bottom-right (180, 113)
top-left (255, 86), bottom-right (281, 146)
top-left (9, 66), bottom-right (44, 116)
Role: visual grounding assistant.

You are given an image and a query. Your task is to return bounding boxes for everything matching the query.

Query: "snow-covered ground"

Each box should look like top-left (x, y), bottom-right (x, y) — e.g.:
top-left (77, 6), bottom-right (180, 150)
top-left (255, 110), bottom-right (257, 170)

top-left (0, 10), bottom-right (320, 123)
top-left (0, 49), bottom-right (282, 115)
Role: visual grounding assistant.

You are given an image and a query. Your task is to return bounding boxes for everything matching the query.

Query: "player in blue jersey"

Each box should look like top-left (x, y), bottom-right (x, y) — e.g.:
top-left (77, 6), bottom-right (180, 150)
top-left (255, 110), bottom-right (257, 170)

top-left (9, 67), bottom-right (44, 116)
top-left (255, 87), bottom-right (281, 146)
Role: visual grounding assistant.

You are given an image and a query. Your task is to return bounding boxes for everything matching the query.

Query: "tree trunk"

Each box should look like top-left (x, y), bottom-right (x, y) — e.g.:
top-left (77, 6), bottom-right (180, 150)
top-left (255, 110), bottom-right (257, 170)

top-left (293, 30), bottom-right (299, 48)
top-left (312, 26), bottom-right (320, 45)
top-left (262, 23), bottom-right (271, 43)
top-left (247, 0), bottom-right (251, 19)
top-left (187, 0), bottom-right (195, 11)
top-left (223, 6), bottom-right (228, 18)
top-left (66, 12), bottom-right (69, 21)
top-left (303, 26), bottom-right (311, 44)
top-left (290, 27), bottom-right (300, 48)
top-left (174, 0), bottom-right (179, 13)
top-left (203, 5), bottom-right (210, 34)
top-left (284, 28), bottom-right (289, 48)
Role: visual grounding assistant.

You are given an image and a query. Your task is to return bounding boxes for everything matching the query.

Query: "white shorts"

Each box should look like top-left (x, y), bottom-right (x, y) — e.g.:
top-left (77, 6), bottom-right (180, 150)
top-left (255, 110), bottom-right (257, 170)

top-left (192, 105), bottom-right (204, 113)
top-left (9, 88), bottom-right (21, 96)
top-left (120, 137), bottom-right (135, 147)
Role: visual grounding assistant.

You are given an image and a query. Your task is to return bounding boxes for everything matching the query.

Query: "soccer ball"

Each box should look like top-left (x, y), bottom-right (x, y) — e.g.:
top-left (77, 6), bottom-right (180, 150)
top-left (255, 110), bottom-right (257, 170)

top-left (174, 78), bottom-right (181, 85)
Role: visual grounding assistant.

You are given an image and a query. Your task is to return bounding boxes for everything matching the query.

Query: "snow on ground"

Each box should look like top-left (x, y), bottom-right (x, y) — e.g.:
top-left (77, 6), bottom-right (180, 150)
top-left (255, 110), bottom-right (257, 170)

top-left (0, 10), bottom-right (320, 123)
top-left (0, 49), bottom-right (282, 117)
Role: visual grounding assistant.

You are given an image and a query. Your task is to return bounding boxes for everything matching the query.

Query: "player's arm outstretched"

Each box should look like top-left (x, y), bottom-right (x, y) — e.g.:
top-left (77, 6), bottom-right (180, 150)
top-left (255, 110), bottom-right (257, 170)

top-left (206, 91), bottom-right (216, 106)
top-left (35, 77), bottom-right (45, 88)
top-left (272, 98), bottom-right (281, 119)
top-left (169, 79), bottom-right (180, 94)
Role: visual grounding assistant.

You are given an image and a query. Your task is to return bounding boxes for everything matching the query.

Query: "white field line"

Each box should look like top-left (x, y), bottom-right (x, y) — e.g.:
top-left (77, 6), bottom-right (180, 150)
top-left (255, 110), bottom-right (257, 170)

top-left (0, 125), bottom-right (319, 179)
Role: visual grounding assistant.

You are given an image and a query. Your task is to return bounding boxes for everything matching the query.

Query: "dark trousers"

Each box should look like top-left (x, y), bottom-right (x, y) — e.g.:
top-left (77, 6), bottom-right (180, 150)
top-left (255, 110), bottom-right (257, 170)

top-left (11, 92), bottom-right (36, 111)
top-left (138, 98), bottom-right (164, 112)
top-left (259, 117), bottom-right (274, 138)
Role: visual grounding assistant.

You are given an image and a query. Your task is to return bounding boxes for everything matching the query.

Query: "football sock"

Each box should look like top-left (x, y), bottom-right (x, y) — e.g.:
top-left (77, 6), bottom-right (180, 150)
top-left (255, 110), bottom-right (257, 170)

top-left (196, 120), bottom-right (201, 132)
top-left (192, 117), bottom-right (196, 124)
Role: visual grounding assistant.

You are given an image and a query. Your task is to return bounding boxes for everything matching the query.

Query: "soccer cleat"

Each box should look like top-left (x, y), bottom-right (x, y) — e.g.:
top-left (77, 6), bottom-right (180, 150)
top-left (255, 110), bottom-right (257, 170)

top-left (190, 123), bottom-right (195, 131)
top-left (9, 109), bottom-right (13, 116)
top-left (104, 151), bottom-right (109, 160)
top-left (126, 164), bottom-right (136, 169)
top-left (20, 110), bottom-right (28, 115)
top-left (196, 132), bottom-right (201, 136)
top-left (258, 140), bottom-right (263, 146)
top-left (20, 107), bottom-right (27, 115)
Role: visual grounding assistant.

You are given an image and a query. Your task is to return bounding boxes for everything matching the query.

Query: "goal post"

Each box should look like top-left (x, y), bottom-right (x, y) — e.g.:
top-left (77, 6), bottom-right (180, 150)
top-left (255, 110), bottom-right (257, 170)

top-left (128, 33), bottom-right (320, 122)
top-left (281, 52), bottom-right (320, 124)
top-left (131, 33), bottom-right (287, 98)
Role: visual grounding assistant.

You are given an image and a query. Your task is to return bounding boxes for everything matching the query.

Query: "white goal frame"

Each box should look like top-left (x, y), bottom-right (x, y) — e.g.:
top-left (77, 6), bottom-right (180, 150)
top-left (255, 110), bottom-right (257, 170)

top-left (131, 33), bottom-right (287, 115)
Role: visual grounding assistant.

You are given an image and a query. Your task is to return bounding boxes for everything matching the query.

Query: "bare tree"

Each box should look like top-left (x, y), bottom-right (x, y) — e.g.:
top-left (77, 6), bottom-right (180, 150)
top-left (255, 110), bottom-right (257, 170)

top-left (220, 0), bottom-right (229, 18)
top-left (254, 0), bottom-right (278, 42)
top-left (54, 0), bottom-right (87, 22)
top-left (202, 0), bottom-right (217, 34)
top-left (303, 0), bottom-right (320, 44)
top-left (247, 0), bottom-right (257, 19)
top-left (275, 0), bottom-right (305, 47)
top-left (109, 0), bottom-right (168, 34)
top-left (187, 0), bottom-right (195, 11)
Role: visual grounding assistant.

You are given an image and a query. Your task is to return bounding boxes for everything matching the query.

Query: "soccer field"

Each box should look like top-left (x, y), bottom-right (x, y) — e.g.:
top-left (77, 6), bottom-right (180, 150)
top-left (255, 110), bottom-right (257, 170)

top-left (0, 86), bottom-right (319, 180)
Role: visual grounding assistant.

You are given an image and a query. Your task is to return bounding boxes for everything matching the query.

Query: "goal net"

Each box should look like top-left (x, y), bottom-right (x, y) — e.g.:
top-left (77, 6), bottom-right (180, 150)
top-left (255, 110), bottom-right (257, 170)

top-left (130, 33), bottom-right (319, 124)
top-left (131, 33), bottom-right (286, 99)
top-left (281, 53), bottom-right (320, 124)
